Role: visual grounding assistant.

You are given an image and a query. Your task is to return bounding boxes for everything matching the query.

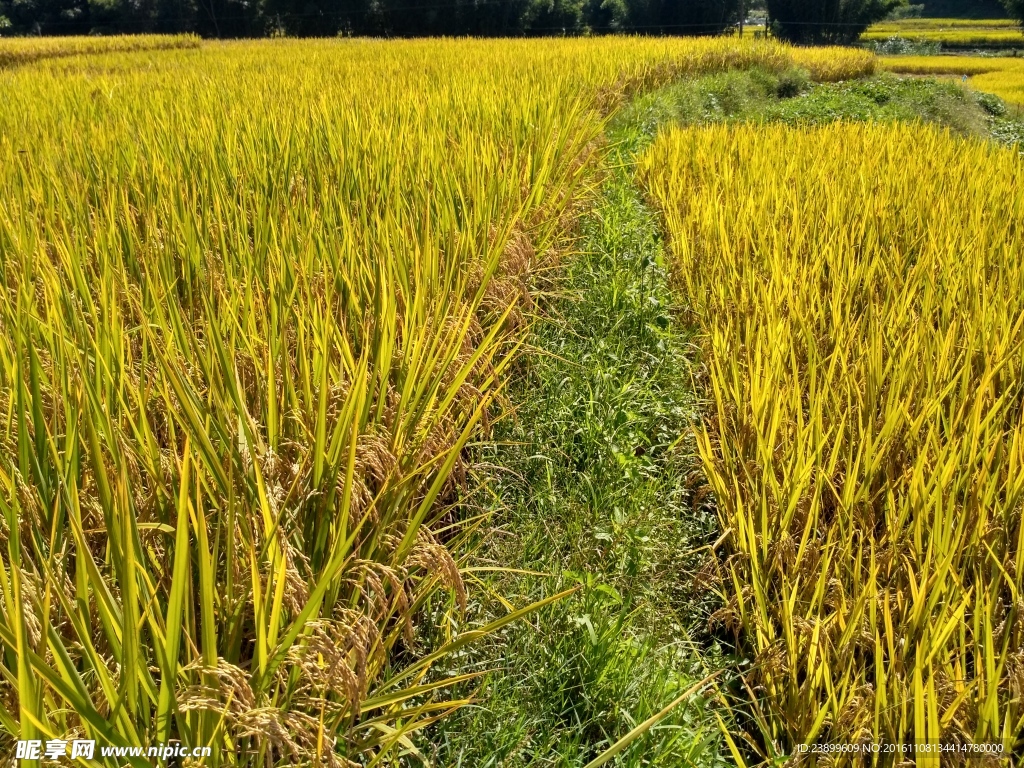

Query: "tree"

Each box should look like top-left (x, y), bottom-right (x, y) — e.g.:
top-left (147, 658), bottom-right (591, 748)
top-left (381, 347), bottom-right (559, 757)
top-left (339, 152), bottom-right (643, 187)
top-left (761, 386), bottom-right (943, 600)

top-left (85, 0), bottom-right (199, 34)
top-left (526, 0), bottom-right (589, 35)
top-left (0, 0), bottom-right (744, 36)
top-left (0, 0), bottom-right (91, 34)
top-left (584, 0), bottom-right (630, 31)
top-left (626, 0), bottom-right (741, 34)
top-left (765, 0), bottom-right (905, 43)
top-left (923, 0), bottom-right (1005, 17)
top-left (1005, 0), bottom-right (1024, 26)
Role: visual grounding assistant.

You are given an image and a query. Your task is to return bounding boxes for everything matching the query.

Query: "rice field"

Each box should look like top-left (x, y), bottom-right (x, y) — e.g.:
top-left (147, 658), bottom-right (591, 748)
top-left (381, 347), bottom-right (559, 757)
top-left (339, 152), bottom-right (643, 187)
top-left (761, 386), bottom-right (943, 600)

top-left (640, 122), bottom-right (1024, 761)
top-left (6, 28), bottom-right (1024, 766)
top-left (0, 34), bottom-right (199, 68)
top-left (880, 55), bottom-right (1024, 105)
top-left (862, 18), bottom-right (1024, 48)
top-left (0, 36), bottom-right (878, 765)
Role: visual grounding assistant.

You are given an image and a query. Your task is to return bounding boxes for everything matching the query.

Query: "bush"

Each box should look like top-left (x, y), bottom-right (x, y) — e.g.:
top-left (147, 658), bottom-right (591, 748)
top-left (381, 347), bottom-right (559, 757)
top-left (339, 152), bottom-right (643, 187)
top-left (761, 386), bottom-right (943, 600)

top-left (775, 67), bottom-right (810, 96)
top-left (976, 89), bottom-right (1007, 115)
top-left (865, 34), bottom-right (942, 54)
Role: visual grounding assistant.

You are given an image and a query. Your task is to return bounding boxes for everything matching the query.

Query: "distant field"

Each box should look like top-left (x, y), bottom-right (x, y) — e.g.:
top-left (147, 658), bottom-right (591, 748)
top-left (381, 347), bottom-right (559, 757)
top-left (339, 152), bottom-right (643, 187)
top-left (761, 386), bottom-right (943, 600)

top-left (880, 54), bottom-right (1024, 104)
top-left (871, 17), bottom-right (1018, 29)
top-left (0, 34), bottom-right (199, 67)
top-left (863, 17), bottom-right (1024, 47)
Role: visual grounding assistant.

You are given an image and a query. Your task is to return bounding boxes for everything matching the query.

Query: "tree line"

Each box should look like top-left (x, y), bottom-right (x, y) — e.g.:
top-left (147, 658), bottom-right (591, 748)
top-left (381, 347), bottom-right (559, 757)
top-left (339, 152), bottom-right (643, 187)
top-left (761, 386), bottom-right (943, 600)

top-left (2, 0), bottom-right (1021, 48)
top-left (0, 0), bottom-right (745, 38)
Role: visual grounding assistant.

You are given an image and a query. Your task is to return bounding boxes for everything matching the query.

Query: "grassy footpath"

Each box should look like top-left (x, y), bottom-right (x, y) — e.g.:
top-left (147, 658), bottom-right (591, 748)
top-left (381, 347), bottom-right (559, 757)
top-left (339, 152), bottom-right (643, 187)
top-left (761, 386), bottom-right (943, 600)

top-left (425, 68), bottom-right (1024, 766)
top-left (425, 80), bottom-right (731, 768)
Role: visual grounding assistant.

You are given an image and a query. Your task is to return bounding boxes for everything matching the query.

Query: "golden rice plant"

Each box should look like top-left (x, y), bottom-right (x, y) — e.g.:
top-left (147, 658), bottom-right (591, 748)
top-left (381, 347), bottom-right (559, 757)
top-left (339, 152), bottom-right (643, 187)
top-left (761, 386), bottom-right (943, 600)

top-left (0, 34), bottom-right (199, 68)
top-left (871, 29), bottom-right (1024, 45)
top-left (789, 47), bottom-right (876, 83)
top-left (640, 122), bottom-right (1024, 764)
top-left (862, 18), bottom-right (1024, 47)
top-left (969, 64), bottom-right (1024, 106)
top-left (879, 56), bottom-right (1024, 106)
top-left (0, 36), bottom-right (833, 765)
top-left (869, 18), bottom-right (1019, 31)
top-left (878, 55), bottom-right (1012, 76)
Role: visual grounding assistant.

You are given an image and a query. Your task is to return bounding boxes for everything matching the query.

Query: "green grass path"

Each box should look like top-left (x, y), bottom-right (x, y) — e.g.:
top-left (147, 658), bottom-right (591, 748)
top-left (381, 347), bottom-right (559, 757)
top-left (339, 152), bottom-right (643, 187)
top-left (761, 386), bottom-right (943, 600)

top-left (425, 85), bottom-right (732, 768)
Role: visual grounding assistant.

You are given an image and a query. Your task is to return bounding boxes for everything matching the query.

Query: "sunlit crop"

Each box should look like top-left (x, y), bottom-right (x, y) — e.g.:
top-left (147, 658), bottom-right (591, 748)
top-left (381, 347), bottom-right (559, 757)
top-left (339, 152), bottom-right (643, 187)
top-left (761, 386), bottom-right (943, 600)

top-left (863, 18), bottom-right (1023, 47)
top-left (0, 36), bottom-right (868, 765)
top-left (880, 55), bottom-right (1024, 105)
top-left (789, 46), bottom-right (876, 82)
top-left (872, 17), bottom-right (1018, 28)
top-left (878, 54), bottom-right (1014, 75)
top-left (0, 34), bottom-right (199, 67)
top-left (641, 122), bottom-right (1024, 762)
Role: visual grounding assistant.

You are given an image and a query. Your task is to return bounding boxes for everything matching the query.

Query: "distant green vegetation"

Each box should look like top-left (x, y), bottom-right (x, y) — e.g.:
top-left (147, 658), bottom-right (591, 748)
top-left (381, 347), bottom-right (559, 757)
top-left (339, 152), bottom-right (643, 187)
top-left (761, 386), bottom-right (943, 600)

top-left (765, 0), bottom-right (904, 43)
top-left (920, 0), bottom-right (1009, 17)
top-left (0, 0), bottom-right (742, 39)
top-left (624, 67), bottom-right (1023, 144)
